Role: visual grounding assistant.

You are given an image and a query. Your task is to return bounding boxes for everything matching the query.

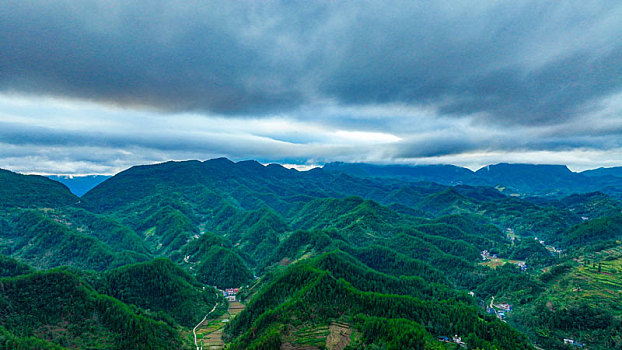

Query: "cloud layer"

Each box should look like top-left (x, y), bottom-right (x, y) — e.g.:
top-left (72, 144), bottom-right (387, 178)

top-left (0, 1), bottom-right (621, 173)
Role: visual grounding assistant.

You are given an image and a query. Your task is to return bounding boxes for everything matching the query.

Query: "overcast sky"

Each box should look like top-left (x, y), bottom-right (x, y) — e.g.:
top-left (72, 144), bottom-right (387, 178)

top-left (1, 1), bottom-right (621, 174)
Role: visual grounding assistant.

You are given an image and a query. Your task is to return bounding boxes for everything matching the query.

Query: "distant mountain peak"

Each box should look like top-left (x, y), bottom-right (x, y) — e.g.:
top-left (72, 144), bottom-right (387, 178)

top-left (236, 159), bottom-right (265, 171)
top-left (204, 157), bottom-right (235, 166)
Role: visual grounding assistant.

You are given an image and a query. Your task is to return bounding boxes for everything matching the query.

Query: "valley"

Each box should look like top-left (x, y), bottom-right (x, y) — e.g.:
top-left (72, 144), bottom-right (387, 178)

top-left (193, 298), bottom-right (246, 350)
top-left (1, 159), bottom-right (621, 349)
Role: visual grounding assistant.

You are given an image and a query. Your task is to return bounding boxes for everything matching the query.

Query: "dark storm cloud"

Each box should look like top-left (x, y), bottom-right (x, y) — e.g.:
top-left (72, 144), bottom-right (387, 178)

top-left (438, 48), bottom-right (622, 124)
top-left (1, 1), bottom-right (621, 125)
top-left (317, 2), bottom-right (622, 125)
top-left (0, 1), bottom-right (305, 114)
top-left (393, 128), bottom-right (622, 159)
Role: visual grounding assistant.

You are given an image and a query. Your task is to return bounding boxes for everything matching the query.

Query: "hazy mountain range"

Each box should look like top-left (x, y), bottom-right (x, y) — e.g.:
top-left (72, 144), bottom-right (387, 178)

top-left (48, 161), bottom-right (622, 199)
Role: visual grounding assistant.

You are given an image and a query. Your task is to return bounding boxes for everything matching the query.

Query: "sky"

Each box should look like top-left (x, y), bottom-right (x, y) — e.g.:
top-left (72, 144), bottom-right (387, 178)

top-left (1, 1), bottom-right (621, 175)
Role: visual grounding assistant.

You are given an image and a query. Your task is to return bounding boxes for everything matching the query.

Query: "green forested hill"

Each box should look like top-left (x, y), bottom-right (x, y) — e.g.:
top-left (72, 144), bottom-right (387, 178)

top-left (513, 246), bottom-right (622, 349)
top-left (0, 269), bottom-right (185, 350)
top-left (50, 207), bottom-right (150, 255)
top-left (175, 232), bottom-right (254, 287)
top-left (212, 206), bottom-right (288, 264)
top-left (0, 209), bottom-right (149, 271)
top-left (0, 257), bottom-right (221, 348)
top-left (96, 258), bottom-right (221, 327)
top-left (2, 159), bottom-right (621, 349)
top-left (81, 158), bottom-right (444, 216)
top-left (225, 253), bottom-right (533, 350)
top-left (0, 169), bottom-right (79, 209)
top-left (557, 214), bottom-right (622, 250)
top-left (554, 192), bottom-right (622, 219)
top-left (0, 254), bottom-right (33, 278)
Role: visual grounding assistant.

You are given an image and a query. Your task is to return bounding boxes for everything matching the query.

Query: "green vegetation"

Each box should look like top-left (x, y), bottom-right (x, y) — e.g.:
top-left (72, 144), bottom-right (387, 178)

top-left (513, 248), bottom-right (622, 349)
top-left (2, 210), bottom-right (119, 270)
top-left (0, 325), bottom-right (65, 350)
top-left (557, 214), bottom-right (622, 249)
top-left (177, 232), bottom-right (254, 287)
top-left (503, 238), bottom-right (556, 267)
top-left (225, 254), bottom-right (533, 350)
top-left (555, 192), bottom-right (622, 219)
top-left (0, 254), bottom-right (33, 278)
top-left (1, 159), bottom-right (621, 349)
top-left (0, 269), bottom-right (185, 349)
top-left (0, 169), bottom-right (78, 209)
top-left (139, 205), bottom-right (197, 254)
top-left (347, 315), bottom-right (441, 350)
top-left (0, 210), bottom-right (148, 271)
top-left (212, 207), bottom-right (287, 265)
top-left (56, 207), bottom-right (150, 255)
top-left (194, 246), bottom-right (253, 288)
top-left (97, 258), bottom-right (221, 327)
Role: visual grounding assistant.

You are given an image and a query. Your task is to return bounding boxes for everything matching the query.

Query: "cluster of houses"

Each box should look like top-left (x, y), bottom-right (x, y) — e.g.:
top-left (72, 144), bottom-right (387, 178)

top-left (488, 302), bottom-right (513, 321)
top-left (481, 250), bottom-right (497, 260)
top-left (506, 228), bottom-right (516, 242)
top-left (223, 288), bottom-right (239, 301)
top-left (564, 339), bottom-right (584, 347)
top-left (436, 335), bottom-right (466, 347)
top-left (534, 237), bottom-right (563, 255)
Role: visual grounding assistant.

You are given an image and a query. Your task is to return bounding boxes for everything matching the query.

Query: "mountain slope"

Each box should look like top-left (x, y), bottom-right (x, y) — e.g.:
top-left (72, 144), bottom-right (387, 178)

top-left (323, 162), bottom-right (483, 185)
top-left (582, 166), bottom-right (622, 178)
top-left (0, 269), bottom-right (184, 349)
top-left (97, 258), bottom-right (220, 327)
top-left (225, 254), bottom-right (534, 350)
top-left (0, 254), bottom-right (34, 278)
top-left (0, 169), bottom-right (78, 209)
top-left (476, 163), bottom-right (590, 196)
top-left (557, 214), bottom-right (622, 249)
top-left (175, 232), bottom-right (254, 288)
top-left (0, 210), bottom-right (148, 271)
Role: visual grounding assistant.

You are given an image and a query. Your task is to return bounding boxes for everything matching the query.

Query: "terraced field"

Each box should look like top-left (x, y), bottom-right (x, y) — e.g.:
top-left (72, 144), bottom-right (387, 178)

top-left (281, 325), bottom-right (329, 350)
top-left (195, 312), bottom-right (227, 350)
top-left (195, 300), bottom-right (246, 350)
top-left (513, 245), bottom-right (622, 349)
top-left (228, 301), bottom-right (246, 317)
top-left (543, 246), bottom-right (622, 312)
top-left (279, 321), bottom-right (353, 350)
top-left (573, 256), bottom-right (622, 300)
